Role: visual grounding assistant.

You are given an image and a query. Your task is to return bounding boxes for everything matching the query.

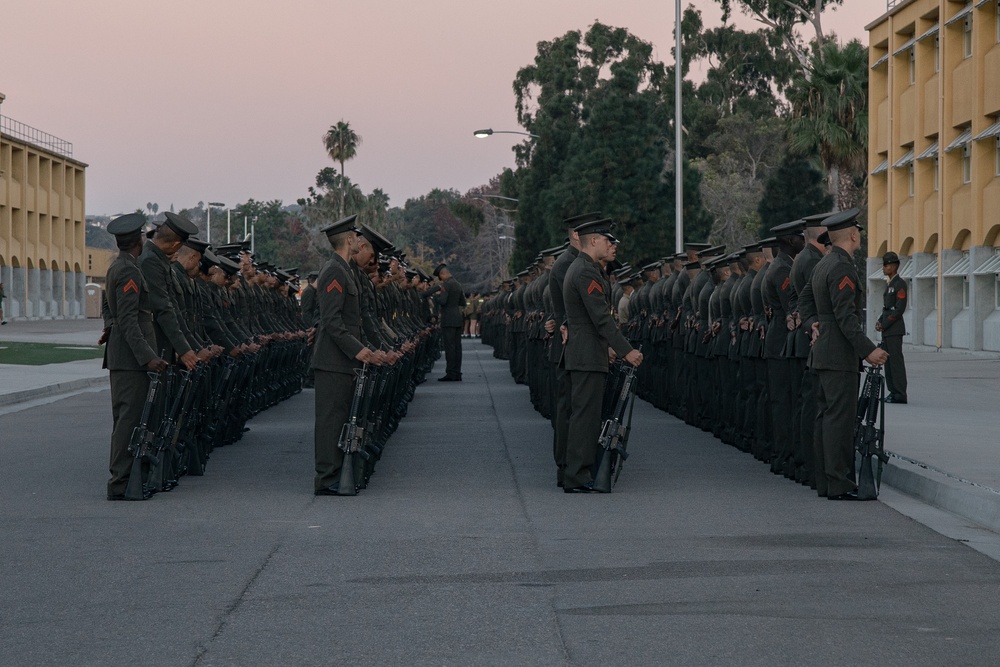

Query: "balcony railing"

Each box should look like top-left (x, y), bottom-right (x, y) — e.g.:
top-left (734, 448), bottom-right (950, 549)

top-left (0, 114), bottom-right (74, 158)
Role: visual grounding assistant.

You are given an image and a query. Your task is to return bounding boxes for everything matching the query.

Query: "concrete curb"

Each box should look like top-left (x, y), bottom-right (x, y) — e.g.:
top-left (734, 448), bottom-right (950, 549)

top-left (0, 375), bottom-right (109, 408)
top-left (883, 453), bottom-right (1000, 534)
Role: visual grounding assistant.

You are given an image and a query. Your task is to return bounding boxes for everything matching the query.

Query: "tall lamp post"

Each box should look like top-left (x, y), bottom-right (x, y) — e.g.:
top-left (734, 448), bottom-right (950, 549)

top-left (206, 201), bottom-right (225, 244)
top-left (674, 0), bottom-right (684, 253)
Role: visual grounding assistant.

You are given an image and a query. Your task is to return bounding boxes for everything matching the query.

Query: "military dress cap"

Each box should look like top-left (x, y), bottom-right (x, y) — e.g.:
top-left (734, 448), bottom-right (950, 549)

top-left (358, 224), bottom-right (394, 254)
top-left (770, 220), bottom-right (806, 237)
top-left (563, 211), bottom-right (604, 227)
top-left (162, 212), bottom-right (199, 240)
top-left (697, 245), bottom-right (727, 258)
top-left (727, 251), bottom-right (744, 263)
top-left (760, 236), bottom-right (780, 248)
top-left (802, 211), bottom-right (834, 227)
top-left (573, 217), bottom-right (616, 238)
top-left (541, 244), bottom-right (563, 256)
top-left (743, 241), bottom-right (764, 254)
top-left (321, 214), bottom-right (359, 238)
top-left (433, 262), bottom-right (448, 278)
top-left (516, 269), bottom-right (529, 277)
top-left (307, 270), bottom-right (319, 279)
top-left (218, 255), bottom-right (241, 275)
top-left (107, 213), bottom-right (146, 236)
top-left (684, 242), bottom-right (712, 252)
top-left (184, 236), bottom-right (210, 253)
top-left (883, 251), bottom-right (901, 265)
top-left (823, 207), bottom-right (862, 232)
top-left (214, 243), bottom-right (243, 258)
top-left (685, 260), bottom-right (701, 270)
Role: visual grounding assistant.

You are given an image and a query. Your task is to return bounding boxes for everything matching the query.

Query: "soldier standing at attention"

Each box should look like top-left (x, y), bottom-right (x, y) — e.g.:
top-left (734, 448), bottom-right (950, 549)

top-left (312, 215), bottom-right (379, 496)
top-left (799, 209), bottom-right (888, 501)
top-left (139, 212), bottom-right (201, 371)
top-left (876, 251), bottom-right (908, 404)
top-left (430, 263), bottom-right (466, 381)
top-left (100, 214), bottom-right (168, 500)
top-left (547, 213), bottom-right (600, 487)
top-left (562, 217), bottom-right (642, 493)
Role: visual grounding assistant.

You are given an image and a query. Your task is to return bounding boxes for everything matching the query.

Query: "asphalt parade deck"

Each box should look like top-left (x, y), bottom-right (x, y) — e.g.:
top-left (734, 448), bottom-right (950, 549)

top-left (3, 339), bottom-right (1000, 665)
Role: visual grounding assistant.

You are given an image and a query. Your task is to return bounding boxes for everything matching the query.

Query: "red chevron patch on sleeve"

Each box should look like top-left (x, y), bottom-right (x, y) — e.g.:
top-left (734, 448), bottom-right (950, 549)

top-left (897, 288), bottom-right (906, 299)
top-left (838, 276), bottom-right (855, 291)
top-left (587, 279), bottom-right (604, 295)
top-left (123, 279), bottom-right (139, 294)
top-left (781, 277), bottom-right (790, 291)
top-left (326, 279), bottom-right (342, 293)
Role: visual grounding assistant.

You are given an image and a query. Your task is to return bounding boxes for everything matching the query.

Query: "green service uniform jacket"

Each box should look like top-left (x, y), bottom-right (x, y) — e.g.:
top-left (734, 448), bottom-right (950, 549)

top-left (102, 251), bottom-right (158, 370)
top-left (139, 240), bottom-right (193, 361)
top-left (311, 254), bottom-right (364, 374)
top-left (563, 253), bottom-right (633, 372)
top-left (800, 247), bottom-right (876, 371)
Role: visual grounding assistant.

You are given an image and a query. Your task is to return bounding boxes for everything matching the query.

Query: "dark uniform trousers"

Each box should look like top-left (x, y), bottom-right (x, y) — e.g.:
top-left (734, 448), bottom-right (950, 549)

top-left (552, 366), bottom-right (572, 483)
top-left (883, 334), bottom-right (907, 400)
top-left (314, 369), bottom-right (355, 491)
top-left (814, 369), bottom-right (859, 497)
top-left (565, 370), bottom-right (605, 489)
top-left (443, 326), bottom-right (463, 378)
top-left (798, 366), bottom-right (819, 483)
top-left (108, 370), bottom-right (152, 496)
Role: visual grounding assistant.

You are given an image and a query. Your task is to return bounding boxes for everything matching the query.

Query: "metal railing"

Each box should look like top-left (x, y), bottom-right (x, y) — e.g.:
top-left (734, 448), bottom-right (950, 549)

top-left (887, 0), bottom-right (908, 9)
top-left (0, 114), bottom-right (73, 158)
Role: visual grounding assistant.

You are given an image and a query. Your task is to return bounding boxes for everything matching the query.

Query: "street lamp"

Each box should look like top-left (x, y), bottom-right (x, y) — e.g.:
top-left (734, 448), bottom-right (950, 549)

top-left (206, 201), bottom-right (225, 244)
top-left (473, 128), bottom-right (540, 139)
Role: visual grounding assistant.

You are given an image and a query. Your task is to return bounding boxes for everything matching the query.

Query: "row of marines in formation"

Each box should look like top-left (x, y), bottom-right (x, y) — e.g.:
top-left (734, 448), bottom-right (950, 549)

top-left (482, 208), bottom-right (896, 500)
top-left (101, 211), bottom-right (441, 500)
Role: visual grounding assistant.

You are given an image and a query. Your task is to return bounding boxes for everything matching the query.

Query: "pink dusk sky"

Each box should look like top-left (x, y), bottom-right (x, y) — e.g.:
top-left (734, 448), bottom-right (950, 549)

top-left (2, 0), bottom-right (881, 216)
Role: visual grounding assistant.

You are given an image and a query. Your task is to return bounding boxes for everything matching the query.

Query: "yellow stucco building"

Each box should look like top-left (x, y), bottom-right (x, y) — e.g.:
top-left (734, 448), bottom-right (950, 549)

top-left (867, 0), bottom-right (1000, 350)
top-left (0, 92), bottom-right (89, 319)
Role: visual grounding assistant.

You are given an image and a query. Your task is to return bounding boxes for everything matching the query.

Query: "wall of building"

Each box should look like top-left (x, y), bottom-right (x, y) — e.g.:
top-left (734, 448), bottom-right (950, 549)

top-left (0, 98), bottom-right (88, 320)
top-left (867, 0), bottom-right (1000, 350)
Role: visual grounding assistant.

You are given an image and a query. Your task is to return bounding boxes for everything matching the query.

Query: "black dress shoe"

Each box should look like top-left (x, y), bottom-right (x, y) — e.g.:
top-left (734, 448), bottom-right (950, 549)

top-left (437, 376), bottom-right (461, 382)
top-left (314, 484), bottom-right (340, 496)
top-left (885, 395), bottom-right (907, 404)
top-left (564, 482), bottom-right (595, 494)
top-left (828, 490), bottom-right (860, 501)
top-left (107, 493), bottom-right (126, 501)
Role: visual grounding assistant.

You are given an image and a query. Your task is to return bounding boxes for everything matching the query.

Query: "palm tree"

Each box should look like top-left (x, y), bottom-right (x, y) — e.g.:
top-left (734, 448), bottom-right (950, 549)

top-left (786, 39), bottom-right (869, 211)
top-left (322, 121), bottom-right (362, 217)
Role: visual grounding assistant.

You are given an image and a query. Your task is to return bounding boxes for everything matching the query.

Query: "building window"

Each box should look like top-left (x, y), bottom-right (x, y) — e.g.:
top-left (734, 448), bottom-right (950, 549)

top-left (87, 256), bottom-right (92, 271)
top-left (965, 15), bottom-right (973, 58)
top-left (935, 36), bottom-right (940, 72)
top-left (909, 163), bottom-right (916, 196)
top-left (909, 47), bottom-right (916, 84)
top-left (996, 137), bottom-right (1000, 177)
top-left (935, 157), bottom-right (940, 190)
top-left (997, 0), bottom-right (1000, 44)
top-left (964, 144), bottom-right (973, 183)
top-left (963, 277), bottom-right (971, 308)
top-left (996, 275), bottom-right (1000, 309)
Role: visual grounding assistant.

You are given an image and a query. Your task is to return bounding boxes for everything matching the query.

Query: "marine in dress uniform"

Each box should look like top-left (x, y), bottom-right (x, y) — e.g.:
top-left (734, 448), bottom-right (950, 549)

top-left (547, 213), bottom-right (598, 487)
top-left (562, 217), bottom-right (642, 493)
top-left (430, 262), bottom-right (466, 381)
top-left (101, 214), bottom-right (168, 500)
top-left (762, 220), bottom-right (805, 476)
top-left (798, 209), bottom-right (889, 500)
top-left (877, 251), bottom-right (908, 404)
top-left (139, 212), bottom-right (202, 371)
top-left (312, 215), bottom-right (376, 495)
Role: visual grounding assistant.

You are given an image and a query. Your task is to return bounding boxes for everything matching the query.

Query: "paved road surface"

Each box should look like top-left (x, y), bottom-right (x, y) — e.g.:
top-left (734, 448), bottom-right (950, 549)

top-left (3, 340), bottom-right (1000, 666)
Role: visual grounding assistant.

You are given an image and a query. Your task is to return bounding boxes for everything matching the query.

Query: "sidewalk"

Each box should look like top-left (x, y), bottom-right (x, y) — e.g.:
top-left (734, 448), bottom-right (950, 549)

top-left (2, 322), bottom-right (999, 535)
top-left (0, 319), bottom-right (108, 407)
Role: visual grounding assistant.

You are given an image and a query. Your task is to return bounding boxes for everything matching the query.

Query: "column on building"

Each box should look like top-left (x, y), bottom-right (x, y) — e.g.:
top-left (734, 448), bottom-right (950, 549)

top-left (52, 264), bottom-right (65, 317)
top-left (9, 260), bottom-right (25, 319)
top-left (39, 260), bottom-right (54, 319)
